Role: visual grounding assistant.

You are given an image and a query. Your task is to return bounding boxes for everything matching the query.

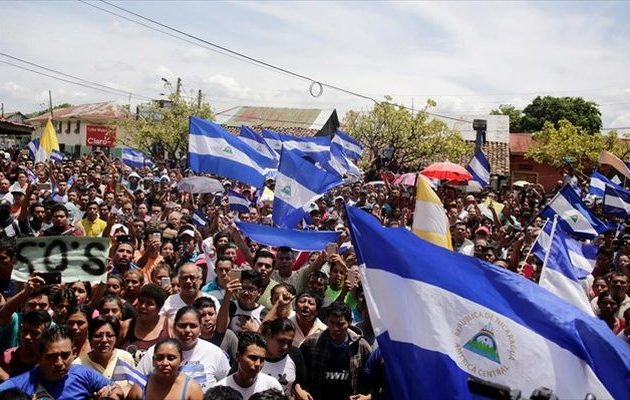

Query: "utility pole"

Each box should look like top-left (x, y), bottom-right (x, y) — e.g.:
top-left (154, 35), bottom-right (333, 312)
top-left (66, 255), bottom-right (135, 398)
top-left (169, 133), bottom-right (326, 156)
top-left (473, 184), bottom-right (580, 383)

top-left (1, 103), bottom-right (3, 118)
top-left (197, 89), bottom-right (202, 109)
top-left (48, 90), bottom-right (54, 118)
top-left (176, 77), bottom-right (182, 96)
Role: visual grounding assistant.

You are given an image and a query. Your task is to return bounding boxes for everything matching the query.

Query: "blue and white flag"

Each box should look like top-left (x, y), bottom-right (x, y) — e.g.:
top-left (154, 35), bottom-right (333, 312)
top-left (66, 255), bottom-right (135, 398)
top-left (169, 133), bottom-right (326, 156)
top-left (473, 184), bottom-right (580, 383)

top-left (261, 129), bottom-right (283, 152)
top-left (25, 169), bottom-right (37, 182)
top-left (235, 221), bottom-right (340, 251)
top-left (239, 125), bottom-right (279, 163)
top-left (192, 210), bottom-right (208, 228)
top-left (345, 205), bottom-right (630, 400)
top-left (26, 138), bottom-right (47, 163)
top-left (188, 117), bottom-right (276, 188)
top-left (228, 189), bottom-right (251, 214)
top-left (50, 150), bottom-right (64, 162)
top-left (122, 148), bottom-right (155, 169)
top-left (603, 184), bottom-right (630, 218)
top-left (612, 175), bottom-right (622, 185)
top-left (466, 150), bottom-right (490, 187)
top-left (539, 185), bottom-right (609, 239)
top-left (589, 171), bottom-right (622, 198)
top-left (531, 219), bottom-right (595, 315)
top-left (112, 358), bottom-right (147, 388)
top-left (332, 129), bottom-right (363, 161)
top-left (262, 129), bottom-right (331, 165)
top-left (273, 148), bottom-right (342, 228)
top-left (322, 142), bottom-right (362, 179)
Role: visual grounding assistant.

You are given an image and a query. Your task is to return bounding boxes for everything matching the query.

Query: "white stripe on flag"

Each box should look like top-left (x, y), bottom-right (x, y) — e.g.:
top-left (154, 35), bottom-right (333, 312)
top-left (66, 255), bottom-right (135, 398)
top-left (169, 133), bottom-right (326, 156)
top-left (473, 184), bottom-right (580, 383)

top-left (274, 171), bottom-right (319, 208)
top-left (549, 194), bottom-right (598, 236)
top-left (362, 267), bottom-right (610, 398)
top-left (605, 192), bottom-right (630, 212)
top-left (567, 248), bottom-right (595, 274)
top-left (539, 266), bottom-right (594, 315)
top-left (189, 135), bottom-right (266, 175)
top-left (468, 157), bottom-right (490, 183)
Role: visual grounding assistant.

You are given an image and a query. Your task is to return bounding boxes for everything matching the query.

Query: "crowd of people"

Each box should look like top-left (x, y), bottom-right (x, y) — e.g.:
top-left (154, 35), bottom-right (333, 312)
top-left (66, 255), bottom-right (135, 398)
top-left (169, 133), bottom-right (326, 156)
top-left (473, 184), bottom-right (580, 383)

top-left (0, 147), bottom-right (626, 400)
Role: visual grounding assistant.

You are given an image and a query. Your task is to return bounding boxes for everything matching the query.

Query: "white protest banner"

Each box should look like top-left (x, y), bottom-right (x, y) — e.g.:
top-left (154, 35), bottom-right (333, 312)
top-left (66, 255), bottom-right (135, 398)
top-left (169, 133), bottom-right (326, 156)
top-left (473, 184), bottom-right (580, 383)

top-left (12, 236), bottom-right (109, 283)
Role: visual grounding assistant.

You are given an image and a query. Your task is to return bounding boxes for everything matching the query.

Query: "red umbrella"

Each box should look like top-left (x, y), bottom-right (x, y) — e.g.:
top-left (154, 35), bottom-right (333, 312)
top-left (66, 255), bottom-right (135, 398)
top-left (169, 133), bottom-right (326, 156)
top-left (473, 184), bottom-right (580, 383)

top-left (394, 172), bottom-right (418, 186)
top-left (421, 161), bottom-right (473, 181)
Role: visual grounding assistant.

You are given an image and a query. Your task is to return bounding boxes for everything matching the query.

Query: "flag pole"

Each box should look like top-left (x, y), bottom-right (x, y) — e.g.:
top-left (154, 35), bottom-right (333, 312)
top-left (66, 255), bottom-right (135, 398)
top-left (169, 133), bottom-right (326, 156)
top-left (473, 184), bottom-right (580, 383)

top-left (542, 215), bottom-right (559, 271)
top-left (523, 218), bottom-right (549, 263)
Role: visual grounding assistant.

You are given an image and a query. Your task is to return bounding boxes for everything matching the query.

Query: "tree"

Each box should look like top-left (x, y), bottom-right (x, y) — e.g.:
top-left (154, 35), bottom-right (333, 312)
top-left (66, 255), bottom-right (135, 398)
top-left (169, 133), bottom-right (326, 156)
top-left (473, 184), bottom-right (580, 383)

top-left (490, 104), bottom-right (523, 133)
top-left (116, 92), bottom-right (213, 160)
top-left (520, 96), bottom-right (602, 134)
top-left (525, 119), bottom-right (629, 172)
top-left (343, 97), bottom-right (472, 172)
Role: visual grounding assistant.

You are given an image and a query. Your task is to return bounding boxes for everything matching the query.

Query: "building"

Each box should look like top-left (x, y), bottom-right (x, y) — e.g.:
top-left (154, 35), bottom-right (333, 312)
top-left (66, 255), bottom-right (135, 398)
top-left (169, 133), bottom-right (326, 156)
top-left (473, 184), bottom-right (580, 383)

top-left (509, 133), bottom-right (561, 190)
top-left (27, 102), bottom-right (130, 157)
top-left (0, 112), bottom-right (35, 149)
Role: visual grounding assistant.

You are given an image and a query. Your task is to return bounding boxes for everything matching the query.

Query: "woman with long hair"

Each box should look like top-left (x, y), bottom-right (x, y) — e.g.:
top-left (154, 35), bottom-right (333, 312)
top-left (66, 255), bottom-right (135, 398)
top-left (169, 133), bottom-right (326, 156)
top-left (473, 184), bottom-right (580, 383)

top-left (66, 305), bottom-right (92, 356)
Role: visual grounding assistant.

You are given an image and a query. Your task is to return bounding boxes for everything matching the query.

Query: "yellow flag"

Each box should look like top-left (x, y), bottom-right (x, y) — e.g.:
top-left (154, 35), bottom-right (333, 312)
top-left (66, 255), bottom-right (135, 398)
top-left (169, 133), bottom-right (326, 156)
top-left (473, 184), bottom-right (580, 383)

top-left (412, 175), bottom-right (453, 250)
top-left (40, 118), bottom-right (60, 154)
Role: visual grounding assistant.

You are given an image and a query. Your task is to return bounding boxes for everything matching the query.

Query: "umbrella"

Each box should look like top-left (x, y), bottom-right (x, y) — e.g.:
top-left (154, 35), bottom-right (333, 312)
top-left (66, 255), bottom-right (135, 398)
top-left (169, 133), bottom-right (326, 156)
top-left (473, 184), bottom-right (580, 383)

top-left (421, 161), bottom-right (472, 181)
top-left (512, 180), bottom-right (531, 188)
top-left (176, 176), bottom-right (224, 194)
top-left (394, 173), bottom-right (438, 188)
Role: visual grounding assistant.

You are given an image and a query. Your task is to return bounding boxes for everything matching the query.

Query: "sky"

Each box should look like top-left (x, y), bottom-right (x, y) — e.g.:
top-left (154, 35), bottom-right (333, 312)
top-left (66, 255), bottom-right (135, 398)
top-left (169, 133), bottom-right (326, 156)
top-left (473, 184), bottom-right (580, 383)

top-left (1, 1), bottom-right (630, 131)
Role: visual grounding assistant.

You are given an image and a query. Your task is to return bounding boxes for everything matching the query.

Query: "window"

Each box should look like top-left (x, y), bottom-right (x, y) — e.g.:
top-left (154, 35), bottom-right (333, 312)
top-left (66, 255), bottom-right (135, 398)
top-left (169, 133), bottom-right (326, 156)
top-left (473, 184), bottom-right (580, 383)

top-left (57, 121), bottom-right (63, 132)
top-left (65, 121), bottom-right (71, 134)
top-left (74, 120), bottom-right (80, 134)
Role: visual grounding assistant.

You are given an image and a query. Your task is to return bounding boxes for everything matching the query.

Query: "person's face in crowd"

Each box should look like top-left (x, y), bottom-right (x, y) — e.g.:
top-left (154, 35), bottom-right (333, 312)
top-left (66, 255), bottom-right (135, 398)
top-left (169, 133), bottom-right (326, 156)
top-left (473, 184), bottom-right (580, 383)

top-left (53, 299), bottom-right (73, 324)
top-left (199, 306), bottom-right (217, 337)
top-left (237, 344), bottom-right (266, 380)
top-left (137, 295), bottom-right (159, 319)
top-left (0, 249), bottom-right (15, 271)
top-left (151, 267), bottom-right (170, 286)
top-left (124, 272), bottom-right (143, 298)
top-left (170, 276), bottom-right (180, 294)
top-left (453, 224), bottom-right (466, 241)
top-left (276, 251), bottom-right (293, 273)
top-left (122, 203), bottom-right (134, 217)
top-left (114, 244), bottom-right (134, 265)
top-left (296, 295), bottom-right (318, 323)
top-left (215, 260), bottom-right (233, 288)
top-left (329, 263), bottom-right (346, 290)
top-left (51, 210), bottom-right (68, 228)
top-left (174, 312), bottom-right (201, 350)
top-left (133, 221), bottom-right (145, 235)
top-left (474, 239), bottom-right (488, 258)
top-left (598, 294), bottom-right (619, 318)
top-left (0, 179), bottom-right (10, 193)
top-left (483, 248), bottom-right (496, 263)
top-left (71, 282), bottom-right (89, 305)
top-left (17, 173), bottom-right (27, 186)
top-left (239, 212), bottom-right (251, 222)
top-left (327, 314), bottom-right (350, 344)
top-left (266, 329), bottom-right (294, 359)
top-left (215, 235), bottom-right (229, 248)
top-left (20, 321), bottom-right (47, 352)
top-left (168, 213), bottom-right (181, 229)
top-left (238, 279), bottom-right (260, 308)
top-left (468, 207), bottom-right (479, 219)
top-left (178, 265), bottom-right (201, 297)
top-left (494, 260), bottom-right (509, 269)
top-left (137, 203), bottom-right (148, 216)
top-left (308, 275), bottom-right (326, 296)
top-left (39, 338), bottom-right (75, 382)
top-left (66, 311), bottom-right (89, 342)
top-left (79, 195), bottom-right (89, 208)
top-left (68, 191), bottom-right (78, 203)
top-left (90, 322), bottom-right (116, 357)
top-left (153, 342), bottom-right (182, 378)
top-left (25, 294), bottom-right (50, 313)
top-left (161, 242), bottom-right (174, 259)
top-left (115, 192), bottom-right (126, 205)
top-left (254, 256), bottom-right (274, 283)
top-left (99, 204), bottom-right (110, 219)
top-left (249, 207), bottom-right (259, 222)
top-left (105, 192), bottom-right (115, 204)
top-left (86, 204), bottom-right (99, 220)
top-left (271, 285), bottom-right (293, 305)
top-left (611, 275), bottom-right (629, 299)
top-left (26, 160), bottom-right (33, 169)
top-left (592, 279), bottom-right (608, 297)
top-left (181, 208), bottom-right (190, 219)
top-left (57, 181), bottom-right (67, 194)
top-left (100, 300), bottom-right (122, 320)
top-left (307, 252), bottom-right (320, 265)
top-left (619, 256), bottom-right (630, 274)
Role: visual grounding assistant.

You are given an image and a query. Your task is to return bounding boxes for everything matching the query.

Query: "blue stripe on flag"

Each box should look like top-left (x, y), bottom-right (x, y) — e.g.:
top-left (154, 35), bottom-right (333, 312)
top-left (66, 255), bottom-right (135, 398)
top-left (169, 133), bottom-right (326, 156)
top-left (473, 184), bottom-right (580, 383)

top-left (122, 148), bottom-right (155, 169)
top-left (192, 210), bottom-right (208, 228)
top-left (466, 150), bottom-right (490, 187)
top-left (235, 221), bottom-right (340, 250)
top-left (603, 184), bottom-right (630, 218)
top-left (262, 129), bottom-right (331, 165)
top-left (332, 129), bottom-right (363, 161)
top-left (239, 125), bottom-right (279, 163)
top-left (589, 172), bottom-right (621, 198)
top-left (228, 189), bottom-right (251, 213)
top-left (112, 359), bottom-right (147, 388)
top-left (346, 205), bottom-right (630, 399)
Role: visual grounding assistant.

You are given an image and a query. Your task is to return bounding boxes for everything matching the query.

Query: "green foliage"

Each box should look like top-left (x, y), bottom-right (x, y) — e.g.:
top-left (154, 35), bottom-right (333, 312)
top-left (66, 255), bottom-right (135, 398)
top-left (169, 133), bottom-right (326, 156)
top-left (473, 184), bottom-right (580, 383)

top-left (520, 96), bottom-right (602, 134)
top-left (490, 104), bottom-right (523, 133)
top-left (525, 120), bottom-right (628, 172)
top-left (343, 97), bottom-right (471, 171)
top-left (115, 93), bottom-right (213, 160)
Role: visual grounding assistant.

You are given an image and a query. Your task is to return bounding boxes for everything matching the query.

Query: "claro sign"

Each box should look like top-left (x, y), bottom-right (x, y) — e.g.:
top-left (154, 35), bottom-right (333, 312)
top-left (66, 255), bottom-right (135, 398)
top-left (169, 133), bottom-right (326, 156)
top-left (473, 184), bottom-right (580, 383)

top-left (86, 125), bottom-right (116, 147)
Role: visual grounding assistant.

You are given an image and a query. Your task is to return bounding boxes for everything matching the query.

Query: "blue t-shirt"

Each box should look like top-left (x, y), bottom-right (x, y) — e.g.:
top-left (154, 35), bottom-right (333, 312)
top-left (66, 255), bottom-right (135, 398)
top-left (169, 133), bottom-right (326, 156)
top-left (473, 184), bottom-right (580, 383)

top-left (0, 364), bottom-right (111, 399)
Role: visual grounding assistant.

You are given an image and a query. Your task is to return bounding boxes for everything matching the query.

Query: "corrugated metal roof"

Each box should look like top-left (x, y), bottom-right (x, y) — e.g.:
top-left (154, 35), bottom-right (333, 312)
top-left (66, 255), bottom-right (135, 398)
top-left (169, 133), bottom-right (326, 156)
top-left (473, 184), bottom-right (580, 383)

top-left (509, 133), bottom-right (533, 154)
top-left (27, 102), bottom-right (130, 124)
top-left (216, 106), bottom-right (334, 135)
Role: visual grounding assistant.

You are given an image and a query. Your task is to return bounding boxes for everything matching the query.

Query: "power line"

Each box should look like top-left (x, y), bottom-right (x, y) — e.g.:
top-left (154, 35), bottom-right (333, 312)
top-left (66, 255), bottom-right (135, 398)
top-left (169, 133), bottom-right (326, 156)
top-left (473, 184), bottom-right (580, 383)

top-left (0, 52), bottom-right (154, 101)
top-left (79, 0), bottom-right (471, 123)
top-left (0, 59), bottom-right (153, 101)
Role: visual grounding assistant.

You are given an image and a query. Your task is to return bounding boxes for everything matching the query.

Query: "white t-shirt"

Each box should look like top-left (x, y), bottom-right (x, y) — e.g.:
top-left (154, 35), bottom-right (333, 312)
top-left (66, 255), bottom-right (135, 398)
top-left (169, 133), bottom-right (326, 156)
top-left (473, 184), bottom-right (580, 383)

top-left (261, 348), bottom-right (306, 397)
top-left (137, 339), bottom-right (230, 393)
top-left (159, 292), bottom-right (219, 321)
top-left (215, 373), bottom-right (282, 399)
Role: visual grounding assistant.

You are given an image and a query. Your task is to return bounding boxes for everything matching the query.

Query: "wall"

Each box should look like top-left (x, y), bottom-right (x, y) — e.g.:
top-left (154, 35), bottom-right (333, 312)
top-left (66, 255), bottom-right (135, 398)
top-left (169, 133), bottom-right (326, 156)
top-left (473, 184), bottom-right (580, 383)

top-left (510, 153), bottom-right (562, 190)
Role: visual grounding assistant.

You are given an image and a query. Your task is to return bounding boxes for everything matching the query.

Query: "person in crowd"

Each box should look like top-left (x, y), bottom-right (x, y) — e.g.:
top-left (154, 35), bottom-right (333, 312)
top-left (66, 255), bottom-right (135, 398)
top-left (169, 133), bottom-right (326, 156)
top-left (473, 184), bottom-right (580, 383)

top-left (51, 288), bottom-right (77, 325)
top-left (0, 326), bottom-right (124, 399)
top-left (0, 310), bottom-right (52, 380)
top-left (193, 297), bottom-right (238, 365)
top-left (138, 306), bottom-right (230, 392)
top-left (215, 332), bottom-right (283, 398)
top-left (201, 256), bottom-right (234, 304)
top-left (160, 263), bottom-right (219, 323)
top-left (0, 276), bottom-right (49, 350)
top-left (66, 305), bottom-right (92, 356)
top-left (217, 269), bottom-right (267, 335)
top-left (81, 201), bottom-right (107, 237)
top-left (128, 338), bottom-right (203, 400)
top-left (597, 291), bottom-right (625, 334)
top-left (291, 292), bottom-right (327, 348)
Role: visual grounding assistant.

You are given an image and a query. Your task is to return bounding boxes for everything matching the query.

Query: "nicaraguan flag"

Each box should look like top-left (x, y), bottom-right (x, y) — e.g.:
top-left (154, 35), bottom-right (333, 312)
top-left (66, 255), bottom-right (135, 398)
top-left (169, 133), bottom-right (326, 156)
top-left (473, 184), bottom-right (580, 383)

top-left (261, 129), bottom-right (283, 152)
top-left (273, 147), bottom-right (342, 228)
top-left (466, 150), bottom-right (491, 187)
top-left (188, 117), bottom-right (275, 188)
top-left (122, 148), bottom-right (155, 169)
top-left (228, 190), bottom-right (251, 214)
top-left (192, 210), bottom-right (208, 228)
top-left (603, 184), bottom-right (630, 218)
top-left (322, 142), bottom-right (362, 178)
top-left (25, 169), bottom-right (37, 182)
top-left (50, 150), bottom-right (64, 162)
top-left (263, 129), bottom-right (331, 165)
top-left (531, 219), bottom-right (595, 315)
top-left (539, 185), bottom-right (609, 239)
top-left (345, 205), bottom-right (630, 400)
top-left (235, 221), bottom-right (340, 251)
top-left (589, 172), bottom-right (621, 198)
top-left (239, 125), bottom-right (279, 163)
top-left (112, 358), bottom-right (147, 388)
top-left (332, 129), bottom-right (363, 161)
top-left (26, 138), bottom-right (47, 163)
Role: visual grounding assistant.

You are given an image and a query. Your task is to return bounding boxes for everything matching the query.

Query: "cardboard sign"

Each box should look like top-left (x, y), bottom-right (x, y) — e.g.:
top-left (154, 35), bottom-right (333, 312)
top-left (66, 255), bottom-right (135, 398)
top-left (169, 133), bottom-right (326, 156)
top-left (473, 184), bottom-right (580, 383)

top-left (12, 236), bottom-right (109, 283)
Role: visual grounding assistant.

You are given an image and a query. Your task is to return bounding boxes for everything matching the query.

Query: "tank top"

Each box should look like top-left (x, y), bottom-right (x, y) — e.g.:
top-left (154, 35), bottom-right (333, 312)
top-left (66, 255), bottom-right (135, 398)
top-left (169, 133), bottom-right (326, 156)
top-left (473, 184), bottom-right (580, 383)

top-left (123, 318), bottom-right (170, 364)
top-left (142, 375), bottom-right (192, 400)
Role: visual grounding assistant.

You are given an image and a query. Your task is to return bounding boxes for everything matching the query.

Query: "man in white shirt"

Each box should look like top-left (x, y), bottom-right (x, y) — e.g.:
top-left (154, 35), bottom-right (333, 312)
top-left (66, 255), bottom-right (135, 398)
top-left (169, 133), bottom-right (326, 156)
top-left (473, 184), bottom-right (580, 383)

top-left (159, 263), bottom-right (219, 321)
top-left (214, 332), bottom-right (282, 398)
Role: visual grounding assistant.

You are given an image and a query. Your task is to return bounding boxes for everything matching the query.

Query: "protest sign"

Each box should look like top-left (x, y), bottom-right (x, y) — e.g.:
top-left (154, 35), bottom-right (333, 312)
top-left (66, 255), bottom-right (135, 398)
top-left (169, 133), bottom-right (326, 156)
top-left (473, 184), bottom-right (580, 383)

top-left (12, 236), bottom-right (109, 283)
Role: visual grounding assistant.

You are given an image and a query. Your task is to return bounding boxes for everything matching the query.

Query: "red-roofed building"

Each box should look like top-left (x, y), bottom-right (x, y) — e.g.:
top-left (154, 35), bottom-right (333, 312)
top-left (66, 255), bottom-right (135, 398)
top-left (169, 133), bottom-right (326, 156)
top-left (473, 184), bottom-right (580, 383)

top-left (509, 133), bottom-right (561, 190)
top-left (0, 112), bottom-right (34, 149)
